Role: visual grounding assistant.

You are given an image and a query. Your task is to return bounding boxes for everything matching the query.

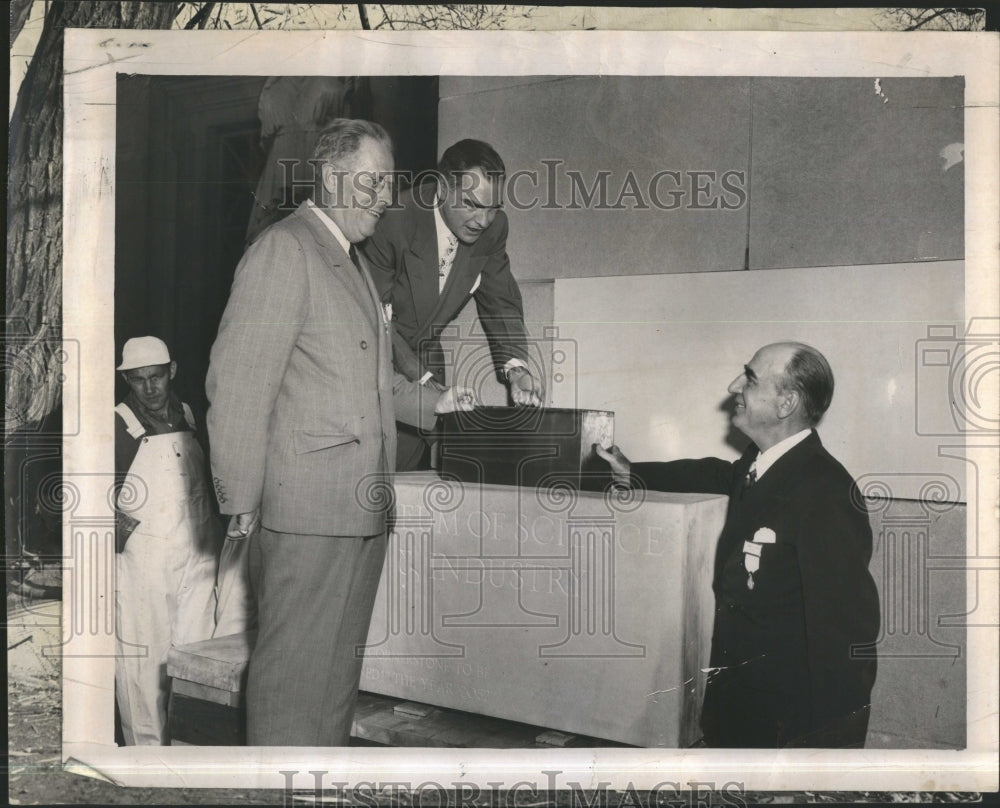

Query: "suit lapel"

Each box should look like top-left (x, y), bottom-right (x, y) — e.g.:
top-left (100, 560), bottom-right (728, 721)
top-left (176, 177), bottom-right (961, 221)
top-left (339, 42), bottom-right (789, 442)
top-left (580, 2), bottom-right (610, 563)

top-left (716, 436), bottom-right (818, 581)
top-left (353, 249), bottom-right (394, 405)
top-left (749, 430), bottom-right (820, 502)
top-left (295, 204), bottom-right (378, 332)
top-left (410, 223), bottom-right (489, 347)
top-left (401, 201), bottom-right (440, 336)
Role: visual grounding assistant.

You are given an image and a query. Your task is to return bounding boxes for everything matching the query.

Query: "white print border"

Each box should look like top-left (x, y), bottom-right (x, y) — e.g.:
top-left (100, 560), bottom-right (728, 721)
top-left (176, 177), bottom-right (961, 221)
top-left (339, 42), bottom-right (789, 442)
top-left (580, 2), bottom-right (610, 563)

top-left (61, 29), bottom-right (999, 792)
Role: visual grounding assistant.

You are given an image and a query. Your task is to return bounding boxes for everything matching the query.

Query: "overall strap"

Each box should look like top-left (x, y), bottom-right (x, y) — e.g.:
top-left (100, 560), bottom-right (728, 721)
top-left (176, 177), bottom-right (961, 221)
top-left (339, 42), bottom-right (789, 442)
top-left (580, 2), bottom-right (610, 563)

top-left (114, 402), bottom-right (146, 440)
top-left (180, 402), bottom-right (197, 432)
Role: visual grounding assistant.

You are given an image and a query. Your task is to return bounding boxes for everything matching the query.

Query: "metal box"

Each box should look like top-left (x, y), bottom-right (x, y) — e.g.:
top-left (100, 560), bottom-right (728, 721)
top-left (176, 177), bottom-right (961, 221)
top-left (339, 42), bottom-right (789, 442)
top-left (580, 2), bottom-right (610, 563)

top-left (438, 406), bottom-right (614, 489)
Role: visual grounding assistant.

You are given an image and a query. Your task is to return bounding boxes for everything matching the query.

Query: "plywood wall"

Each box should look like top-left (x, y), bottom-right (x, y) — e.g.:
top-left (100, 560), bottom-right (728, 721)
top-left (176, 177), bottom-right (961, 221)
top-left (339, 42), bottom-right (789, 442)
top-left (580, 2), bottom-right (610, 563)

top-left (552, 261), bottom-right (965, 502)
top-left (438, 76), bottom-right (966, 501)
top-left (439, 76), bottom-right (963, 277)
top-left (439, 76), bottom-right (752, 279)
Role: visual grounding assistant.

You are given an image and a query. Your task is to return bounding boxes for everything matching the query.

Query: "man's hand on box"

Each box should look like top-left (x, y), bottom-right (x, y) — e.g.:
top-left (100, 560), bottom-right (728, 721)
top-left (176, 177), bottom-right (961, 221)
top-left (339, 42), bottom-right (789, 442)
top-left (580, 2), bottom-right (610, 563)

top-left (595, 444), bottom-right (632, 489)
top-left (508, 367), bottom-right (543, 407)
top-left (435, 386), bottom-right (477, 414)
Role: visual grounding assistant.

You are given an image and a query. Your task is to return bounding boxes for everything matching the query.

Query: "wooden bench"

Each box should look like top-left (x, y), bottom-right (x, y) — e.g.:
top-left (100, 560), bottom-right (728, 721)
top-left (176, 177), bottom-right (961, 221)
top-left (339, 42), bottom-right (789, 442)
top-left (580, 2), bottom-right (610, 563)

top-left (166, 631), bottom-right (254, 746)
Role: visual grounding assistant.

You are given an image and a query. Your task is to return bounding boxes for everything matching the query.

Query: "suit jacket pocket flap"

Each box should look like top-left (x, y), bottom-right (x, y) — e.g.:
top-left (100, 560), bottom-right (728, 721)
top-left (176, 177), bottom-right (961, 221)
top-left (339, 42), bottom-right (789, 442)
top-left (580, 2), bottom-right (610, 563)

top-left (294, 430), bottom-right (359, 454)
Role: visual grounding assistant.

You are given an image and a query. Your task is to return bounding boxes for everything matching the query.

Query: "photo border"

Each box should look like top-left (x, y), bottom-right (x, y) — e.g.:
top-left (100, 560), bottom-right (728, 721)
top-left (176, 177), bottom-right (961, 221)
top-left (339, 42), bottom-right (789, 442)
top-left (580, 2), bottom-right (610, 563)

top-left (61, 28), bottom-right (999, 792)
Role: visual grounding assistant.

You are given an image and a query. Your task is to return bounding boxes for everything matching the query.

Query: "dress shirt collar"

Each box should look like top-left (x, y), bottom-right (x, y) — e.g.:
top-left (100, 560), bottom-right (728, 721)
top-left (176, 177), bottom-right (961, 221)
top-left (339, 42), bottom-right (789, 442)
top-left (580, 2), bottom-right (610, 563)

top-left (306, 198), bottom-right (351, 257)
top-left (753, 428), bottom-right (813, 480)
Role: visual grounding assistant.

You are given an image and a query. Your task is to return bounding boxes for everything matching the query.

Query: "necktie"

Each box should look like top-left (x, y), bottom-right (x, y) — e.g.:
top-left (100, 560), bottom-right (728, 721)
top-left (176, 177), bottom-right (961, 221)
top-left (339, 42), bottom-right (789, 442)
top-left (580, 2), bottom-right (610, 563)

top-left (438, 232), bottom-right (458, 292)
top-left (348, 243), bottom-right (361, 271)
top-left (745, 465), bottom-right (757, 487)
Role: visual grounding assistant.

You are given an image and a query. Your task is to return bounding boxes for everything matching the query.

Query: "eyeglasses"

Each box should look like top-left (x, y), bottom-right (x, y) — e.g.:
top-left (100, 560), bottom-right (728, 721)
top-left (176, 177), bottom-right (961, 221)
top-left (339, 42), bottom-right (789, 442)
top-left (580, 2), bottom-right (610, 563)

top-left (327, 162), bottom-right (393, 195)
top-left (356, 170), bottom-right (392, 194)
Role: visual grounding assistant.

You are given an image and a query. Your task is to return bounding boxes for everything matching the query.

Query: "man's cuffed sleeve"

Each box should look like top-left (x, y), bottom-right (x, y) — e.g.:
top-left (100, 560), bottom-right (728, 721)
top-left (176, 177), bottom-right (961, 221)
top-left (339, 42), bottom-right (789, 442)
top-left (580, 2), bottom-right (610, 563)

top-left (391, 371), bottom-right (439, 433)
top-left (472, 213), bottom-right (531, 379)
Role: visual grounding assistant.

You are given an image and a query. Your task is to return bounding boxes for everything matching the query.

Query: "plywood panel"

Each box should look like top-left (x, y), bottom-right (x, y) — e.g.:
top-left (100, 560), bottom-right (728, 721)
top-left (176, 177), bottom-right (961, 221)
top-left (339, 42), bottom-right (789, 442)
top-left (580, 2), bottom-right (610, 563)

top-left (866, 502), bottom-right (966, 749)
top-left (749, 77), bottom-right (964, 269)
top-left (439, 76), bottom-right (751, 280)
top-left (551, 261), bottom-right (966, 503)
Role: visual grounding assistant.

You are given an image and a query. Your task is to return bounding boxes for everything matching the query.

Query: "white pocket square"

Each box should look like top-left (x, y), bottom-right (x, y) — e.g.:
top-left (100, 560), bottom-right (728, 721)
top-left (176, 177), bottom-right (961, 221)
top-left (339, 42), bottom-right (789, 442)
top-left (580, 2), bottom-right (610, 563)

top-left (469, 273), bottom-right (482, 294)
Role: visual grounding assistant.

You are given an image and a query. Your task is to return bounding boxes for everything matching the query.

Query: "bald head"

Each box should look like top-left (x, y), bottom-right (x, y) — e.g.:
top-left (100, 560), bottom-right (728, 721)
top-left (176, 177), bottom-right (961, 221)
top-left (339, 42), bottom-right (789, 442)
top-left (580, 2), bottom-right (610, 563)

top-left (727, 342), bottom-right (833, 450)
top-left (773, 342), bottom-right (834, 427)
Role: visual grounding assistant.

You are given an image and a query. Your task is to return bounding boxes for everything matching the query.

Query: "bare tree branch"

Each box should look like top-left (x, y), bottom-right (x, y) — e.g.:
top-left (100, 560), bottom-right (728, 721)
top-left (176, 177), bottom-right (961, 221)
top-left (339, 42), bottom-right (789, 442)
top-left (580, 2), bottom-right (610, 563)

top-left (369, 4), bottom-right (538, 31)
top-left (876, 7), bottom-right (985, 31)
top-left (183, 2), bottom-right (215, 29)
top-left (378, 4), bottom-right (394, 30)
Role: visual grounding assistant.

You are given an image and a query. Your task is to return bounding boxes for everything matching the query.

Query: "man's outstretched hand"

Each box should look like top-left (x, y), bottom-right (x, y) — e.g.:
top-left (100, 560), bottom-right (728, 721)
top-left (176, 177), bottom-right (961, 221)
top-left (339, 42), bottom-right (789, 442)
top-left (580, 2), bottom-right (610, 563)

top-left (595, 444), bottom-right (632, 488)
top-left (435, 386), bottom-right (477, 414)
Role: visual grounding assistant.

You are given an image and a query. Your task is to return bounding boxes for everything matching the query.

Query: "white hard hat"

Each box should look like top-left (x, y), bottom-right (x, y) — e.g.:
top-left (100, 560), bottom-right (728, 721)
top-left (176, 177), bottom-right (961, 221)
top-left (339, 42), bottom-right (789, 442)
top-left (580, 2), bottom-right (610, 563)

top-left (117, 336), bottom-right (171, 371)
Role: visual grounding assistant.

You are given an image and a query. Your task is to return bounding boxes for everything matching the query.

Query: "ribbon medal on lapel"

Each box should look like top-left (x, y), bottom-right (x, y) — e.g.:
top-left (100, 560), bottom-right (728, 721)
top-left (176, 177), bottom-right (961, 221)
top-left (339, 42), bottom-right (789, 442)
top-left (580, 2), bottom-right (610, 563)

top-left (743, 526), bottom-right (776, 590)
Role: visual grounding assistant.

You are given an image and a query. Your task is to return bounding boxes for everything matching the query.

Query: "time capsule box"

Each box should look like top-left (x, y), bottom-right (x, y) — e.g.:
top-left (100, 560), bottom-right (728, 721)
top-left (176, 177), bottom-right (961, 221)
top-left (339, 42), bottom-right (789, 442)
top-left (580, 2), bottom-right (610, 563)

top-left (438, 406), bottom-right (614, 490)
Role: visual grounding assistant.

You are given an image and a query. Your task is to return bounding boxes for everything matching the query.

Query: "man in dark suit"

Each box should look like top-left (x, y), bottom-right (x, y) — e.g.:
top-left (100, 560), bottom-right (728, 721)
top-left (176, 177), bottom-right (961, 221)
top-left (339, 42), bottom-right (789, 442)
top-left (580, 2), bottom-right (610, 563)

top-left (206, 119), bottom-right (473, 746)
top-left (362, 138), bottom-right (543, 470)
top-left (597, 342), bottom-right (879, 748)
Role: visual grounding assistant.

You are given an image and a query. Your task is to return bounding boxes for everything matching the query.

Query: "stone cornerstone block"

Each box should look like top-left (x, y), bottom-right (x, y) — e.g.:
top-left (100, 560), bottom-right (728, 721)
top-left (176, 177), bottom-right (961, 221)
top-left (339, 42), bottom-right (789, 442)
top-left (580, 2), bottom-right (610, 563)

top-left (359, 474), bottom-right (726, 747)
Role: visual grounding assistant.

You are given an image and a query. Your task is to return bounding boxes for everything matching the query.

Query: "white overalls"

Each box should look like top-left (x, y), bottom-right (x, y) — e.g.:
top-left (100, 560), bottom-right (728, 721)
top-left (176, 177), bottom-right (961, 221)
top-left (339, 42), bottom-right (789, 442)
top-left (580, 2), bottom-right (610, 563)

top-left (114, 401), bottom-right (219, 745)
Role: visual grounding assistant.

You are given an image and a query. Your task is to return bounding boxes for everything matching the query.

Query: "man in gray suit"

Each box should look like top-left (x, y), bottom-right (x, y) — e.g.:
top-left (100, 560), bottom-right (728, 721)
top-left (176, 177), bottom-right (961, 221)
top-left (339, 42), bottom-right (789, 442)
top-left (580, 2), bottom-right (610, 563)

top-left (206, 119), bottom-right (472, 746)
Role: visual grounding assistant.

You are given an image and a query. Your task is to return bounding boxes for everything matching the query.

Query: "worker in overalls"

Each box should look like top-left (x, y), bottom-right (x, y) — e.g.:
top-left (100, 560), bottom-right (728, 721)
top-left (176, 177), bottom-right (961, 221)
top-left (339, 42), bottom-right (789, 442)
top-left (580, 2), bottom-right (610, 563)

top-left (113, 336), bottom-right (226, 745)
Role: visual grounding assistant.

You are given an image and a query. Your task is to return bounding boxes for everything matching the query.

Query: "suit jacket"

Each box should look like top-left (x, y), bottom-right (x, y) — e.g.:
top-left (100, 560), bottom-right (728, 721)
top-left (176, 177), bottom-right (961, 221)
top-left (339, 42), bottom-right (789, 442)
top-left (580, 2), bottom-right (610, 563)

top-left (361, 184), bottom-right (529, 385)
top-left (633, 431), bottom-right (879, 747)
top-left (206, 203), bottom-right (437, 536)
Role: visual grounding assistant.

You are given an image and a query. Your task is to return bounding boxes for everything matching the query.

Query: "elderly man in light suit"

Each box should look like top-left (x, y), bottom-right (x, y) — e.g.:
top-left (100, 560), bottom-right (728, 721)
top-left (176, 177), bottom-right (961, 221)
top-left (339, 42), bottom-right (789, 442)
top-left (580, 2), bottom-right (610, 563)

top-left (206, 119), bottom-right (472, 746)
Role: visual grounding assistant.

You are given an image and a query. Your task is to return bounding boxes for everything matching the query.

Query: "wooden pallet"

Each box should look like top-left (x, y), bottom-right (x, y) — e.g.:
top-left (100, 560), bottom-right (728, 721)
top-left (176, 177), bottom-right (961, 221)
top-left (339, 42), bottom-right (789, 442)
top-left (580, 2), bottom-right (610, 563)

top-left (352, 692), bottom-right (630, 748)
top-left (169, 688), bottom-right (629, 748)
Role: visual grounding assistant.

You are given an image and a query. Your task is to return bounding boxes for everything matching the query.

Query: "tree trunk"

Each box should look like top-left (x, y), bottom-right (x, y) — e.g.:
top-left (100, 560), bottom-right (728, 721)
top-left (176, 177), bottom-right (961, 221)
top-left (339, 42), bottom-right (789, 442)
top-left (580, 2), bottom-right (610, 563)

top-left (6, 1), bottom-right (181, 435)
top-left (9, 0), bottom-right (34, 46)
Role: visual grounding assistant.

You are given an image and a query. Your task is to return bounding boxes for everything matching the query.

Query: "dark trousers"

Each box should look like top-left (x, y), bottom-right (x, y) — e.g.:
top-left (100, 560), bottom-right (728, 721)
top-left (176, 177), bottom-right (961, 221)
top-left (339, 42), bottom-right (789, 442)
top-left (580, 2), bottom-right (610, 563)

top-left (395, 423), bottom-right (432, 471)
top-left (702, 678), bottom-right (870, 748)
top-left (245, 527), bottom-right (387, 746)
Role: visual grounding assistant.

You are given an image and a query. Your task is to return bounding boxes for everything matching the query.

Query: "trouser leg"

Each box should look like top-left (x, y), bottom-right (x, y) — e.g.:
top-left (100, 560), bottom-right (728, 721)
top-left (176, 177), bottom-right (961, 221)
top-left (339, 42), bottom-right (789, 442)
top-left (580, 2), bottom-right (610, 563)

top-left (245, 528), bottom-right (387, 746)
top-left (115, 539), bottom-right (173, 745)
